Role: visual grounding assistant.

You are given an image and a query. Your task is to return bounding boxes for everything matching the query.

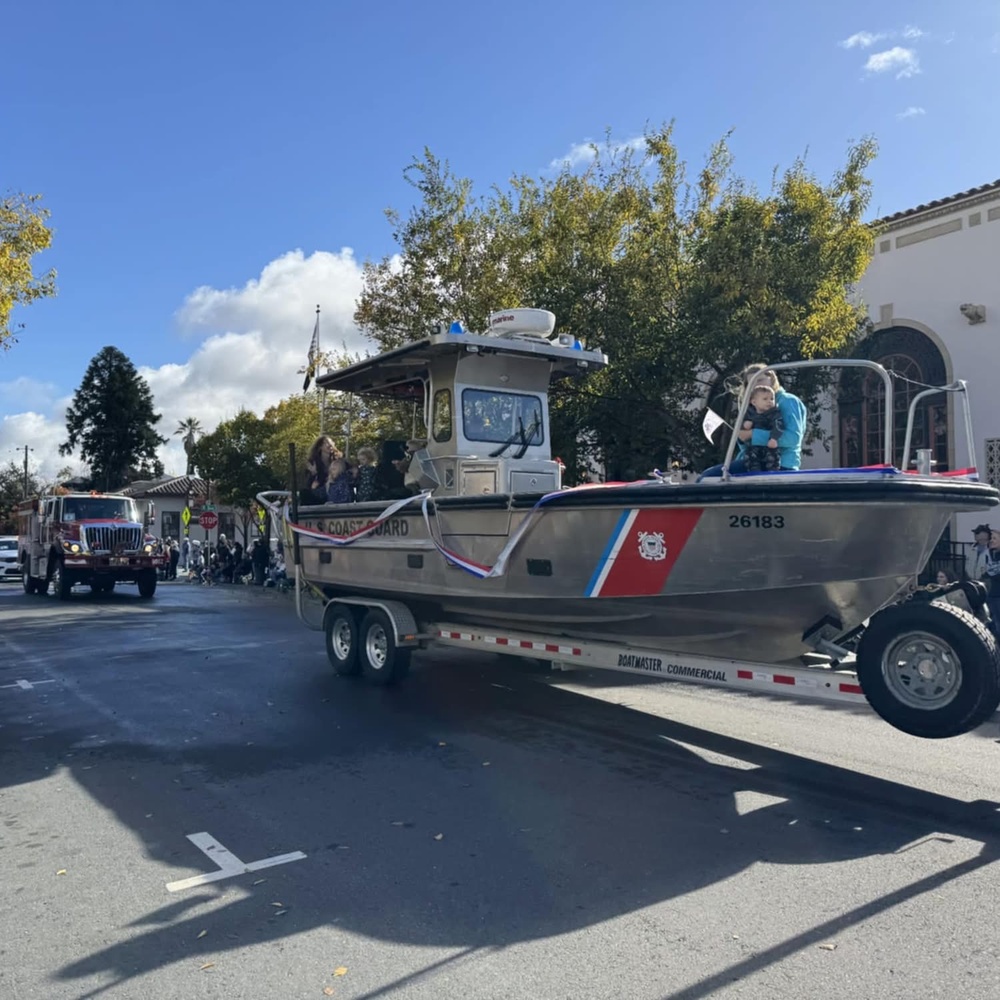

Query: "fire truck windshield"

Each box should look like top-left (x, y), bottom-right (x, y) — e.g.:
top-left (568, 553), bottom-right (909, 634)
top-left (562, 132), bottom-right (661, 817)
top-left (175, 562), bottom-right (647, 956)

top-left (61, 498), bottom-right (138, 522)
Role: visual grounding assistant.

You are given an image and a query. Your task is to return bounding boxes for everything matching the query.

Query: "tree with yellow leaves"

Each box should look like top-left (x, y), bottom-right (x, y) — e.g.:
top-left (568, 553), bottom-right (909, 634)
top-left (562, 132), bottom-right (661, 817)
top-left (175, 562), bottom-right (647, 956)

top-left (1, 192), bottom-right (56, 348)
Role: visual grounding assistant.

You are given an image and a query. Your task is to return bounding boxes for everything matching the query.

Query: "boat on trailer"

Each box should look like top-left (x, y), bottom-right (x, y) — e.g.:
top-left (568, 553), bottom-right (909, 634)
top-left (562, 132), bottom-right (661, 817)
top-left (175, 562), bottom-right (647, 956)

top-left (261, 309), bottom-right (1000, 739)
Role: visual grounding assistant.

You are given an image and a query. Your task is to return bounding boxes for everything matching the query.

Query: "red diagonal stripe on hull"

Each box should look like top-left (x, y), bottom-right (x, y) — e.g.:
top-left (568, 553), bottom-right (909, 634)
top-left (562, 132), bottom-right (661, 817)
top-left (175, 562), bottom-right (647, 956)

top-left (595, 508), bottom-right (704, 598)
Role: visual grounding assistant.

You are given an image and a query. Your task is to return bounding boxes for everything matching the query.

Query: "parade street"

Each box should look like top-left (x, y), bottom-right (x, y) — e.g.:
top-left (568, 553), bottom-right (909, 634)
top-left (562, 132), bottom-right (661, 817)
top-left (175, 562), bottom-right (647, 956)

top-left (2, 579), bottom-right (999, 1000)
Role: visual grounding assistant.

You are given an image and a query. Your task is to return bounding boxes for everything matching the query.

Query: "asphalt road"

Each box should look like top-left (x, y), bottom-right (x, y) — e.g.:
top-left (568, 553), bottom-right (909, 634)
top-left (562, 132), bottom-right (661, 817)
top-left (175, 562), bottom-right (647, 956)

top-left (2, 578), bottom-right (999, 1000)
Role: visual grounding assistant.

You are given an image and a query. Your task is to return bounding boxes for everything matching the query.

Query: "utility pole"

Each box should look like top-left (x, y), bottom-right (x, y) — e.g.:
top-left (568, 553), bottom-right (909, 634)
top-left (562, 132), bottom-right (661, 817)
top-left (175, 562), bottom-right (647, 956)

top-left (20, 445), bottom-right (33, 498)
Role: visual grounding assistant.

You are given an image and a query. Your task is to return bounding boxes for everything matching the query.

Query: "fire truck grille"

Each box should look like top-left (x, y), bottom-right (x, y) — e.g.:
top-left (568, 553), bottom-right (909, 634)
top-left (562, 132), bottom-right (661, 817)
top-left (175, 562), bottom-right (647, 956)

top-left (83, 525), bottom-right (143, 553)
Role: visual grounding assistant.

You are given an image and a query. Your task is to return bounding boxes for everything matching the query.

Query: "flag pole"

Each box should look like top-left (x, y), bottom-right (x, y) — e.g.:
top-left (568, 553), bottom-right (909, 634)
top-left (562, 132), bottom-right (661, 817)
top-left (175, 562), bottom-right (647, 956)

top-left (315, 305), bottom-right (325, 436)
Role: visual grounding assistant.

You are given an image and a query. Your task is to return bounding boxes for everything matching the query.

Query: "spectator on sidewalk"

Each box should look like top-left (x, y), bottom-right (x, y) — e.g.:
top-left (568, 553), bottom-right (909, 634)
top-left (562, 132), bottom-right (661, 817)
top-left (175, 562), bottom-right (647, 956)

top-left (251, 537), bottom-right (270, 586)
top-left (965, 524), bottom-right (991, 582)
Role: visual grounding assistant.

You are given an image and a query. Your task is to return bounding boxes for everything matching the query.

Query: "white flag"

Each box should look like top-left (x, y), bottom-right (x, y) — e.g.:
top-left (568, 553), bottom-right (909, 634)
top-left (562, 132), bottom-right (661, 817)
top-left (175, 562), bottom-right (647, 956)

top-left (702, 408), bottom-right (725, 442)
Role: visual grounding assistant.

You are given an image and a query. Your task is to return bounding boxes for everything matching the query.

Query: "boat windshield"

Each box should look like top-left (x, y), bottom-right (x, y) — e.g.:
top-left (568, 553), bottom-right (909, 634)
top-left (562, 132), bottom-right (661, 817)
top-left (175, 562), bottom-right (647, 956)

top-left (61, 498), bottom-right (138, 521)
top-left (462, 388), bottom-right (544, 446)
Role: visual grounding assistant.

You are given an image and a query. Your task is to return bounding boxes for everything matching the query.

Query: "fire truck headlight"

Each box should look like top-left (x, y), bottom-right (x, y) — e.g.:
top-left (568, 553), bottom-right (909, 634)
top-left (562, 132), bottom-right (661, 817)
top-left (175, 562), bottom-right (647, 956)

top-left (143, 543), bottom-right (155, 554)
top-left (62, 541), bottom-right (82, 554)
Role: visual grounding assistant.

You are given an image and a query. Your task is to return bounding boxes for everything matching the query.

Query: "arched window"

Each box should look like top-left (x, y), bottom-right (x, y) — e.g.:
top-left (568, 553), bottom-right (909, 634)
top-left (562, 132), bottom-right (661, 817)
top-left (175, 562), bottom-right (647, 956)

top-left (838, 327), bottom-right (948, 470)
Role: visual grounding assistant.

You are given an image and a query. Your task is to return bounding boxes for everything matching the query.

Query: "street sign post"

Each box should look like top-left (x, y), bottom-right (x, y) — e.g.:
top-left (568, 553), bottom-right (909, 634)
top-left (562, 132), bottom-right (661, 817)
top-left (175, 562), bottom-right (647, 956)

top-left (199, 510), bottom-right (218, 586)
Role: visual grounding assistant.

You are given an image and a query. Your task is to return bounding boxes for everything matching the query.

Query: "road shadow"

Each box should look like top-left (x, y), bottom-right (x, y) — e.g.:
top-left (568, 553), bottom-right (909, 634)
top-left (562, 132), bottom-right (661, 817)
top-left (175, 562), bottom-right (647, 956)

top-left (2, 595), bottom-right (1000, 995)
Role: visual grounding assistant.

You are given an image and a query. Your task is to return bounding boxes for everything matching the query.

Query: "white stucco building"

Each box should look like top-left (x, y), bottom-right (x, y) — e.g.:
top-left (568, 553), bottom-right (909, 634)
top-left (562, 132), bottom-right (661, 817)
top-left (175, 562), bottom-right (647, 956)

top-left (808, 178), bottom-right (1000, 550)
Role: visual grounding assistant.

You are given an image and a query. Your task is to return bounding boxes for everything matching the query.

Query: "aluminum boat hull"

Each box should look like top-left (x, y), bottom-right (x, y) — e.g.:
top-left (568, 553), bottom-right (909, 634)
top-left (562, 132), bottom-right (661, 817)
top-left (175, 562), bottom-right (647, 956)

top-left (295, 474), bottom-right (999, 663)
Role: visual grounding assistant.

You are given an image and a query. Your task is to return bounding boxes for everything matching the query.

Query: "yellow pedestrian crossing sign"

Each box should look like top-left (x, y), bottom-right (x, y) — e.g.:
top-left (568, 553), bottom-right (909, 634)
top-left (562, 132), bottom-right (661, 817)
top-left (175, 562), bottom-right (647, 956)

top-left (181, 506), bottom-right (191, 527)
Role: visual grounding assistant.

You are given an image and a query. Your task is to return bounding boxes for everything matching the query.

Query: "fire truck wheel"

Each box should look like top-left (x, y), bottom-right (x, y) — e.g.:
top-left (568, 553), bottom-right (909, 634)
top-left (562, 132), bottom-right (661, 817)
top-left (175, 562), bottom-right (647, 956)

top-left (856, 601), bottom-right (1000, 738)
top-left (49, 559), bottom-right (73, 600)
top-left (359, 608), bottom-right (411, 685)
top-left (324, 603), bottom-right (360, 676)
top-left (22, 563), bottom-right (38, 595)
top-left (137, 569), bottom-right (157, 599)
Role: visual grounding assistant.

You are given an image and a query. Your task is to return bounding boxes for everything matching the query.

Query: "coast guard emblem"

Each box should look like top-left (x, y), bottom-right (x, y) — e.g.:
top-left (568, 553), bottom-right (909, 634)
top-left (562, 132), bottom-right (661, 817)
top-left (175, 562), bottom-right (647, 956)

top-left (637, 530), bottom-right (666, 562)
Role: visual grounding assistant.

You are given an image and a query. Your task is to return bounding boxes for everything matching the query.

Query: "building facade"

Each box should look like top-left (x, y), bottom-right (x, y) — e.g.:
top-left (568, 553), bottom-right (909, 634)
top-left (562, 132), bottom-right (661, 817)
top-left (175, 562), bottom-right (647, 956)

top-left (121, 475), bottom-right (240, 544)
top-left (804, 179), bottom-right (1000, 548)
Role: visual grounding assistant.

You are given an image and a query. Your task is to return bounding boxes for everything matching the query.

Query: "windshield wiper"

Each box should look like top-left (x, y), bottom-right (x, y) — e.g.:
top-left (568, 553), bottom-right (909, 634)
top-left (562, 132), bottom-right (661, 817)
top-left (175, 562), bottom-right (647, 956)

top-left (513, 414), bottom-right (540, 460)
top-left (489, 416), bottom-right (526, 459)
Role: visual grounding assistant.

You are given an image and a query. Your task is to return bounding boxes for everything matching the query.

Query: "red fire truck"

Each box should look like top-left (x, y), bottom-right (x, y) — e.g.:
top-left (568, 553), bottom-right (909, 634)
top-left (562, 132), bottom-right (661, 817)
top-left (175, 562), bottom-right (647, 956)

top-left (17, 491), bottom-right (167, 599)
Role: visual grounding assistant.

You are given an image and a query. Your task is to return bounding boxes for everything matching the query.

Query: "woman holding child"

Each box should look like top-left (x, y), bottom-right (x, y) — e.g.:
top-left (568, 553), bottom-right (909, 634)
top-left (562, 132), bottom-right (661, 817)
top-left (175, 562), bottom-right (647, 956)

top-left (699, 364), bottom-right (807, 479)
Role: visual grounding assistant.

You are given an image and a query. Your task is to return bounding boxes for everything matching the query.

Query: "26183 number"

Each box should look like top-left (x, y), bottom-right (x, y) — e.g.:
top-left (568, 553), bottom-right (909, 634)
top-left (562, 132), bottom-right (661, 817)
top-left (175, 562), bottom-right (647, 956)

top-left (728, 514), bottom-right (785, 529)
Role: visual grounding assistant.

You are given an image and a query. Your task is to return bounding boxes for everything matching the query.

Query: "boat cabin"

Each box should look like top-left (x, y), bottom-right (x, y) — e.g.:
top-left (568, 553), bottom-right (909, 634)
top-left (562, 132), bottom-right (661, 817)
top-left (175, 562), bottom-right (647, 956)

top-left (316, 309), bottom-right (608, 497)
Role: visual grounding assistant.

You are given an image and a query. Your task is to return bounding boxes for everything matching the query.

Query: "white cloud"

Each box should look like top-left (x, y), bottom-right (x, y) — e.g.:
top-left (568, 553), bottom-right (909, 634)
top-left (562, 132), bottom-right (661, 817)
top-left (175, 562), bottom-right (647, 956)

top-left (902, 25), bottom-right (925, 40)
top-left (0, 406), bottom-right (76, 482)
top-left (0, 248), bottom-right (375, 481)
top-left (0, 376), bottom-right (60, 413)
top-left (840, 30), bottom-right (886, 48)
top-left (896, 106), bottom-right (926, 119)
top-left (865, 46), bottom-right (921, 78)
top-left (548, 136), bottom-right (647, 171)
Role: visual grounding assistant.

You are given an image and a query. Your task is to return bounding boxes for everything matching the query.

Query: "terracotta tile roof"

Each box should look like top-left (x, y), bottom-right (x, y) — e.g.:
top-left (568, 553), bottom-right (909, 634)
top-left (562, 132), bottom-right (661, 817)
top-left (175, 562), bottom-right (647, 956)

top-left (122, 475), bottom-right (207, 497)
top-left (873, 179), bottom-right (1000, 226)
top-left (147, 475), bottom-right (207, 496)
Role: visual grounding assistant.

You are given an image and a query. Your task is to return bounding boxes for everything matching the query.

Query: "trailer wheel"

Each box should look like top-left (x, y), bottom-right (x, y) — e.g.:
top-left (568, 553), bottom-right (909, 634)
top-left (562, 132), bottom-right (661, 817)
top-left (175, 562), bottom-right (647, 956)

top-left (359, 609), bottom-right (410, 685)
top-left (22, 562), bottom-right (38, 595)
top-left (325, 603), bottom-right (360, 676)
top-left (137, 570), bottom-right (157, 599)
top-left (856, 601), bottom-right (1000, 738)
top-left (49, 558), bottom-right (73, 600)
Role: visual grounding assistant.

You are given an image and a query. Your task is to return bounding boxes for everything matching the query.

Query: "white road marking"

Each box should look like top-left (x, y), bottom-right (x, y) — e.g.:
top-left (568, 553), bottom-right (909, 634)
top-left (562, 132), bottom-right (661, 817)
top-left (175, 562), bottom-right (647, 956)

top-left (659, 736), bottom-right (761, 771)
top-left (1, 679), bottom-right (58, 691)
top-left (165, 831), bottom-right (306, 893)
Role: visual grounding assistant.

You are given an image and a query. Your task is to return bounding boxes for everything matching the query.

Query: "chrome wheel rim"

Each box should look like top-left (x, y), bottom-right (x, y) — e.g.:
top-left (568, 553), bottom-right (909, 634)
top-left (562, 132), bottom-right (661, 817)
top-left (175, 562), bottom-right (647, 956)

top-left (332, 618), bottom-right (353, 660)
top-left (881, 631), bottom-right (961, 710)
top-left (366, 624), bottom-right (388, 671)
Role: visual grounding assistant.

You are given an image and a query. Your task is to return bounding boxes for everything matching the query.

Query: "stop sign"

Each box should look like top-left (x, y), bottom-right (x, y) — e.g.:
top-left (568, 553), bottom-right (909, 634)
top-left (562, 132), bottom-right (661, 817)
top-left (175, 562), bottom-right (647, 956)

top-left (199, 511), bottom-right (219, 530)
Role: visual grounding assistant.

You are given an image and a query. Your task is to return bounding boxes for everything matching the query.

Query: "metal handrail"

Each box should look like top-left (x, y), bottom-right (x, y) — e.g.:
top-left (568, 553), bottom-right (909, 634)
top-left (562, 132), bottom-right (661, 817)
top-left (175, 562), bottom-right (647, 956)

top-left (721, 359), bottom-right (894, 480)
top-left (900, 381), bottom-right (975, 475)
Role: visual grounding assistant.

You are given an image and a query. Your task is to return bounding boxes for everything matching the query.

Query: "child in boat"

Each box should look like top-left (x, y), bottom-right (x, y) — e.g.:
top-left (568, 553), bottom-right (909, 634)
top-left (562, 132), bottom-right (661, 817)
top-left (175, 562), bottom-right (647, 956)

top-left (354, 447), bottom-right (379, 502)
top-left (740, 384), bottom-right (784, 472)
top-left (325, 446), bottom-right (354, 504)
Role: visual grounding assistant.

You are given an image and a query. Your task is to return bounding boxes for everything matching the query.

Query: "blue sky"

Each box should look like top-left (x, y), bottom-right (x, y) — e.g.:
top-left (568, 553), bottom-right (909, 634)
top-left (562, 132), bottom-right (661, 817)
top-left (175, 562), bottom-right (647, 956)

top-left (3, 0), bottom-right (999, 476)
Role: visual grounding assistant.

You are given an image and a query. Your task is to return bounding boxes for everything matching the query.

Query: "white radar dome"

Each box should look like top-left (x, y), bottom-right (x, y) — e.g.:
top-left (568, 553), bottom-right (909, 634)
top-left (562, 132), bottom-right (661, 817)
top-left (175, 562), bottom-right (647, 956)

top-left (487, 308), bottom-right (556, 339)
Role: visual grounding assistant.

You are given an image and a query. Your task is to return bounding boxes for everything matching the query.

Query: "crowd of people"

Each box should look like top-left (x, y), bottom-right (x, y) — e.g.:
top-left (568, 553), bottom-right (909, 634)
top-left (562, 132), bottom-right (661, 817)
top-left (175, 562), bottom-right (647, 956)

top-left (157, 534), bottom-right (288, 588)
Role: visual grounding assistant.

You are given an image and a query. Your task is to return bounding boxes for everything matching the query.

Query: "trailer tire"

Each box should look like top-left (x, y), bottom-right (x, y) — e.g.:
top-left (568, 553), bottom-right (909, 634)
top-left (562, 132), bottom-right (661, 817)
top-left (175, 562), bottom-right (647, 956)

top-left (325, 603), bottom-right (361, 676)
top-left (137, 570), bottom-right (157, 599)
top-left (359, 608), bottom-right (410, 685)
top-left (856, 601), bottom-right (1000, 739)
top-left (50, 558), bottom-right (73, 600)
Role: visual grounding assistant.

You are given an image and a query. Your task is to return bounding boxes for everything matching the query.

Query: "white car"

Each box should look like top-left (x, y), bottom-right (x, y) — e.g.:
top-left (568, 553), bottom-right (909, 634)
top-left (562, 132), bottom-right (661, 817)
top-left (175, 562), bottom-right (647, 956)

top-left (0, 536), bottom-right (18, 580)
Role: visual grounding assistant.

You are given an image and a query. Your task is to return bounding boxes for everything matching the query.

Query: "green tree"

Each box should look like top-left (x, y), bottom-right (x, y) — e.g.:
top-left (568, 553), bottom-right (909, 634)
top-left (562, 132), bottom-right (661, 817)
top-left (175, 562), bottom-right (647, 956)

top-left (355, 151), bottom-right (531, 349)
top-left (355, 128), bottom-right (877, 478)
top-left (175, 416), bottom-right (203, 475)
top-left (191, 410), bottom-right (282, 513)
top-left (263, 376), bottom-right (421, 490)
top-left (1, 192), bottom-right (57, 349)
top-left (0, 460), bottom-right (42, 532)
top-left (60, 346), bottom-right (167, 491)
